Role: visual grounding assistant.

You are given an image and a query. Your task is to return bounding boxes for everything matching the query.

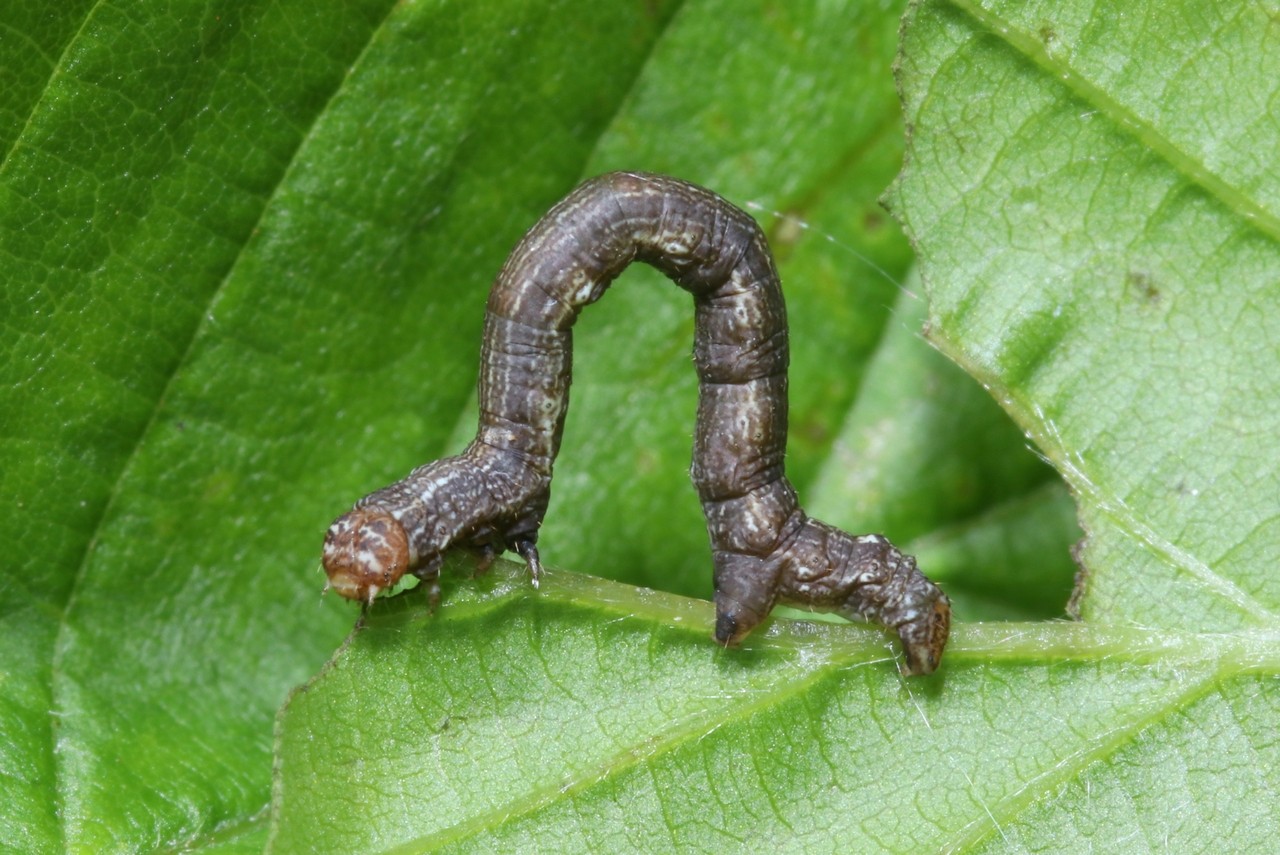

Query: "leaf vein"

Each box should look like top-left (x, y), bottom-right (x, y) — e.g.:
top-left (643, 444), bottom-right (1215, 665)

top-left (938, 669), bottom-right (1222, 853)
top-left (0, 4), bottom-right (98, 171)
top-left (45, 0), bottom-right (407, 846)
top-left (387, 650), bottom-right (843, 853)
top-left (945, 0), bottom-right (1280, 244)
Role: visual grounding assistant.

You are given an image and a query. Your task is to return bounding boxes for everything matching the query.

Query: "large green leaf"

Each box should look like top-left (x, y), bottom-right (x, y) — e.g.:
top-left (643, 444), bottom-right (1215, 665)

top-left (271, 1), bottom-right (1279, 853)
top-left (2, 0), bottom-right (738, 851)
top-left (885, 0), bottom-right (1280, 844)
top-left (33, 0), bottom-right (1275, 850)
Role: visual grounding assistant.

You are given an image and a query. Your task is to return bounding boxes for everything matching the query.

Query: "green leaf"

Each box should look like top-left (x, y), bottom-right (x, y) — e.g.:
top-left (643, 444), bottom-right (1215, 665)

top-left (3, 0), bottom-right (711, 850)
top-left (895, 0), bottom-right (1280, 632)
top-left (270, 0), bottom-right (1280, 852)
top-left (3, 0), bottom-right (1126, 851)
top-left (890, 0), bottom-right (1280, 847)
top-left (274, 565), bottom-right (1280, 853)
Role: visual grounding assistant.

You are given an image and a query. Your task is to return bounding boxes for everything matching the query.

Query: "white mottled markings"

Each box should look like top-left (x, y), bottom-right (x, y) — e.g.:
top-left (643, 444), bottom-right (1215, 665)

top-left (322, 172), bottom-right (949, 675)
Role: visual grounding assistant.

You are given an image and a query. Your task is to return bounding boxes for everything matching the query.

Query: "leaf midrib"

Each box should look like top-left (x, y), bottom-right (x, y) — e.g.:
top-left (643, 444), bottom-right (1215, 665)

top-left (43, 1), bottom-right (408, 849)
top-left (340, 568), bottom-right (1279, 853)
top-left (362, 563), bottom-right (1280, 674)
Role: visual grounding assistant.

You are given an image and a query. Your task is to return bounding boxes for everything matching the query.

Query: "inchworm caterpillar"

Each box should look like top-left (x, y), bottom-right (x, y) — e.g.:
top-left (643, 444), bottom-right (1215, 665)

top-left (323, 172), bottom-right (950, 675)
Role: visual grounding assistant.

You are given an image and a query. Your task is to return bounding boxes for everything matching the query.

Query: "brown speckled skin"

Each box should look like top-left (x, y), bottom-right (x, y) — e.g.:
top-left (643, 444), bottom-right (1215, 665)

top-left (323, 172), bottom-right (950, 675)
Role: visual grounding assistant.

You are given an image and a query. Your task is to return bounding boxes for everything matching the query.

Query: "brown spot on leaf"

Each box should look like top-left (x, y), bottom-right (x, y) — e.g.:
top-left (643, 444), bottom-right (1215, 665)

top-left (1125, 270), bottom-right (1161, 303)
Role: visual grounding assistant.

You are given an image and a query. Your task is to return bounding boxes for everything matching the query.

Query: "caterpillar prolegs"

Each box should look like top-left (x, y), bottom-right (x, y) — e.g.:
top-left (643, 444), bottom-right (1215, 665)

top-left (322, 172), bottom-right (951, 675)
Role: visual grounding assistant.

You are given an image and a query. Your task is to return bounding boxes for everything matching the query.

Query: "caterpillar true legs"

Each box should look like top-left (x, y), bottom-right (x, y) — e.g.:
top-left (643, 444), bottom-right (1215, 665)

top-left (322, 172), bottom-right (950, 675)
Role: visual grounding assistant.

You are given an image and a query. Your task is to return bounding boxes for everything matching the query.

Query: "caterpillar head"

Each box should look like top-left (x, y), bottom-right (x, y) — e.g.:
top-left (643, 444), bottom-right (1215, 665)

top-left (322, 508), bottom-right (411, 604)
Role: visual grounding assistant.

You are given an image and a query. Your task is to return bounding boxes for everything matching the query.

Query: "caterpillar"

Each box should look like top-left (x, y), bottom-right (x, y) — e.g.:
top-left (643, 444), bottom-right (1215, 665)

top-left (322, 172), bottom-right (950, 675)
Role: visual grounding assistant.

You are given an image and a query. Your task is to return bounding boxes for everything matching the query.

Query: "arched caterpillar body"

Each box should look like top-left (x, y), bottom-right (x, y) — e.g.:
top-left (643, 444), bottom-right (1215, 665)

top-left (323, 172), bottom-right (950, 675)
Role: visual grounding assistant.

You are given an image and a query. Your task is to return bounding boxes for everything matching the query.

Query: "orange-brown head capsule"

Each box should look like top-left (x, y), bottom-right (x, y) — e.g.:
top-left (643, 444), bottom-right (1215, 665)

top-left (322, 508), bottom-right (411, 604)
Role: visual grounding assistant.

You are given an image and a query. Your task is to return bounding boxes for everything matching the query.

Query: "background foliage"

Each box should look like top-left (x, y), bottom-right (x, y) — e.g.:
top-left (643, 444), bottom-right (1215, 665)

top-left (4, 0), bottom-right (1273, 852)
